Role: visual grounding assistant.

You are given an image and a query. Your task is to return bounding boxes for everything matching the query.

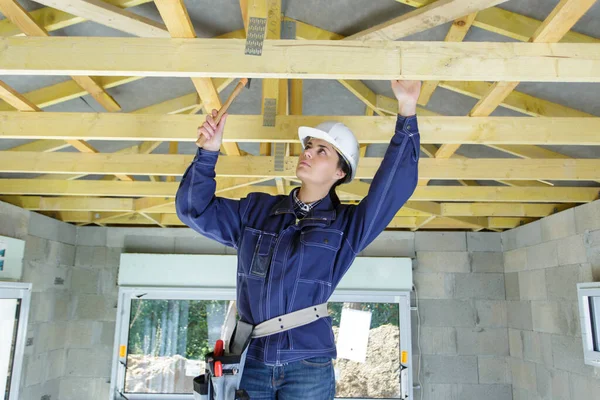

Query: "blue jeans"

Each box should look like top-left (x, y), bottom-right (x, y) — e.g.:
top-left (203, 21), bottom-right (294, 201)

top-left (239, 356), bottom-right (336, 399)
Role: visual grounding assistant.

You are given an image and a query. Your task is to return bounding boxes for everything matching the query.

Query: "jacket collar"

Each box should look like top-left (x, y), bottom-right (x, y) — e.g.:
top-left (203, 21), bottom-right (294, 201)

top-left (270, 188), bottom-right (337, 223)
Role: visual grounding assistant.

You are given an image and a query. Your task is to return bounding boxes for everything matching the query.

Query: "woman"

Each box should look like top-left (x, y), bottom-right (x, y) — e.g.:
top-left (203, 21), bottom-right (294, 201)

top-left (176, 80), bottom-right (421, 399)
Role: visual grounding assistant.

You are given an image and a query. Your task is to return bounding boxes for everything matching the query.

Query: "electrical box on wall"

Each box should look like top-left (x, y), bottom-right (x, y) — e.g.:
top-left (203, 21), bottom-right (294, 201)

top-left (0, 235), bottom-right (25, 281)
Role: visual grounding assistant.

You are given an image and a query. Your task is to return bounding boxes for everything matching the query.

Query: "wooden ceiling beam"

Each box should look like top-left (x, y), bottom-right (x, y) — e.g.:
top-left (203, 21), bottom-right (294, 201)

top-left (1, 38), bottom-right (598, 82)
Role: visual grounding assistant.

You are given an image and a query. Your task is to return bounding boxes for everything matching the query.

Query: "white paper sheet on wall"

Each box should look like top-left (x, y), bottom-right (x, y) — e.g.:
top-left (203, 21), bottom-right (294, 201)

top-left (336, 308), bottom-right (372, 363)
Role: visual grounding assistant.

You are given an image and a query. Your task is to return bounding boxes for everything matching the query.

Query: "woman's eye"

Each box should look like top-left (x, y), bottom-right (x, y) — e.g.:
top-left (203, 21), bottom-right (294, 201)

top-left (318, 149), bottom-right (325, 154)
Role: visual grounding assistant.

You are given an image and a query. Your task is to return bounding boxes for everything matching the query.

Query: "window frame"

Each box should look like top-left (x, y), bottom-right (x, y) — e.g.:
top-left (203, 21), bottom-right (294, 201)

top-left (0, 282), bottom-right (32, 400)
top-left (110, 286), bottom-right (412, 400)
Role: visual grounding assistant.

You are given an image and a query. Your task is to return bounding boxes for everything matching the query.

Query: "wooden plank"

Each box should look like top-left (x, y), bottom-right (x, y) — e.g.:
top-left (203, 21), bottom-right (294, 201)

top-left (441, 0), bottom-right (599, 163)
top-left (0, 1), bottom-right (153, 37)
top-left (1, 38), bottom-right (599, 82)
top-left (345, 0), bottom-right (508, 41)
top-left (3, 113), bottom-right (600, 145)
top-left (417, 12), bottom-right (477, 106)
top-left (154, 0), bottom-right (240, 156)
top-left (0, 0), bottom-right (122, 112)
top-left (33, 0), bottom-right (169, 37)
top-left (0, 179), bottom-right (597, 203)
top-left (440, 202), bottom-right (572, 217)
top-left (467, 0), bottom-right (598, 120)
top-left (69, 76), bottom-right (121, 112)
top-left (393, 0), bottom-right (600, 43)
top-left (531, 0), bottom-right (598, 43)
top-left (154, 0), bottom-right (195, 38)
top-left (0, 196), bottom-right (135, 212)
top-left (0, 79), bottom-right (40, 111)
top-left (0, 152), bottom-right (598, 181)
top-left (439, 81), bottom-right (593, 118)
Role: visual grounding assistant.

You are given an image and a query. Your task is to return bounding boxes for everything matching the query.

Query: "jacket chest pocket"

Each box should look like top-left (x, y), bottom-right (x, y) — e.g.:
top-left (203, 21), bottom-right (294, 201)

top-left (299, 228), bottom-right (342, 284)
top-left (239, 227), bottom-right (278, 278)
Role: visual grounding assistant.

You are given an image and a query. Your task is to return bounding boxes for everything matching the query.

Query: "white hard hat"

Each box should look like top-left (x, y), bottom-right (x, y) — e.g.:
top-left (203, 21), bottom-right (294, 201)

top-left (298, 122), bottom-right (360, 183)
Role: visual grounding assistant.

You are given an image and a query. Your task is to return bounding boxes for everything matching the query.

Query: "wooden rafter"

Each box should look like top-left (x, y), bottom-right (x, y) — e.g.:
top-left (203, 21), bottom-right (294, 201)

top-left (1, 38), bottom-right (598, 82)
top-left (417, 12), bottom-right (477, 106)
top-left (0, 0), bottom-right (121, 113)
top-left (32, 0), bottom-right (170, 37)
top-left (1, 180), bottom-right (596, 204)
top-left (0, 152), bottom-right (597, 181)
top-left (2, 113), bottom-right (598, 145)
top-left (435, 0), bottom-right (598, 160)
top-left (345, 0), bottom-right (508, 41)
top-left (154, 0), bottom-right (240, 156)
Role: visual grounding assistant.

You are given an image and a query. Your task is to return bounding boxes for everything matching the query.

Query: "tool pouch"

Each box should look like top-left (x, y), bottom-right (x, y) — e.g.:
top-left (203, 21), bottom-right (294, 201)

top-left (193, 320), bottom-right (253, 400)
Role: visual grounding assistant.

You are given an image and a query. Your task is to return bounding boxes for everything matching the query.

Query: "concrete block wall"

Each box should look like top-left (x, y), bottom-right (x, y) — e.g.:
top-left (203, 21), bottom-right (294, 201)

top-left (413, 231), bottom-right (511, 400)
top-left (0, 202), bottom-right (77, 400)
top-left (502, 200), bottom-right (600, 400)
top-left (3, 198), bottom-right (600, 400)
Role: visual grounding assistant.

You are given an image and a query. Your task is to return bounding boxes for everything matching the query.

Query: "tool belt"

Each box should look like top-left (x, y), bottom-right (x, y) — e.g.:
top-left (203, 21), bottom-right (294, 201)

top-left (193, 302), bottom-right (329, 400)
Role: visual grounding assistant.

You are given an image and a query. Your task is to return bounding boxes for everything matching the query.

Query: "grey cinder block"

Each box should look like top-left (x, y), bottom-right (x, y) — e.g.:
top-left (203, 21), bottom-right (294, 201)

top-left (456, 328), bottom-right (509, 356)
top-left (551, 335), bottom-right (594, 376)
top-left (475, 300), bottom-right (507, 328)
top-left (546, 263), bottom-right (593, 302)
top-left (415, 232), bottom-right (467, 252)
top-left (467, 232), bottom-right (502, 252)
top-left (413, 272), bottom-right (455, 299)
top-left (507, 301), bottom-right (533, 330)
top-left (76, 227), bottom-right (107, 247)
top-left (416, 251), bottom-right (470, 273)
top-left (361, 231), bottom-right (415, 257)
top-left (454, 273), bottom-right (505, 300)
top-left (504, 248), bottom-right (528, 273)
top-left (471, 252), bottom-right (504, 273)
top-left (526, 241), bottom-right (559, 270)
top-left (29, 211), bottom-right (76, 245)
top-left (422, 355), bottom-right (478, 383)
top-left (478, 356), bottom-right (510, 384)
top-left (505, 272), bottom-right (520, 301)
top-left (569, 372), bottom-right (600, 400)
top-left (420, 327), bottom-right (458, 355)
top-left (557, 235), bottom-right (588, 266)
top-left (509, 329), bottom-right (524, 359)
top-left (514, 221), bottom-right (543, 249)
top-left (518, 270), bottom-right (547, 300)
top-left (574, 199), bottom-right (600, 234)
top-left (75, 245), bottom-right (107, 267)
top-left (456, 384), bottom-right (512, 400)
top-left (509, 357), bottom-right (537, 392)
top-left (71, 268), bottom-right (99, 294)
top-left (419, 299), bottom-right (477, 328)
top-left (540, 208), bottom-right (577, 242)
top-left (0, 199), bottom-right (29, 239)
top-left (531, 301), bottom-right (579, 336)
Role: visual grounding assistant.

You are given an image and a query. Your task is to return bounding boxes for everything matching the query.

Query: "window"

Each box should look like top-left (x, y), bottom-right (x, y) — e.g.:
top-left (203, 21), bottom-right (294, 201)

top-left (0, 283), bottom-right (31, 400)
top-left (111, 288), bottom-right (412, 400)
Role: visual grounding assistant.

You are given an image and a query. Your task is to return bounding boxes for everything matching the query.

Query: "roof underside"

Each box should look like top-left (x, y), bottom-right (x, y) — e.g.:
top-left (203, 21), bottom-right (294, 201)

top-left (0, 0), bottom-right (598, 231)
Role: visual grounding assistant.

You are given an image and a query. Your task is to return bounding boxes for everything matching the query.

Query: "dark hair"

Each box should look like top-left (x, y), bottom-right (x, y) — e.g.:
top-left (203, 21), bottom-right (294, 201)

top-left (329, 152), bottom-right (351, 205)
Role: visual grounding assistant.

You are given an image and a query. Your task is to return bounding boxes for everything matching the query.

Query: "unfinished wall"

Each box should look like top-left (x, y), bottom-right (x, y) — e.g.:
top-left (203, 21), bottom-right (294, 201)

top-left (0, 201), bottom-right (77, 400)
top-left (410, 232), bottom-right (510, 400)
top-left (3, 199), bottom-right (600, 400)
top-left (502, 200), bottom-right (600, 400)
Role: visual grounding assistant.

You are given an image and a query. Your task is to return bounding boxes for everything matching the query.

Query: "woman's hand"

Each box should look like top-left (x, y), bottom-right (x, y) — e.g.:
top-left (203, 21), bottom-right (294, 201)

top-left (197, 109), bottom-right (228, 151)
top-left (391, 80), bottom-right (421, 117)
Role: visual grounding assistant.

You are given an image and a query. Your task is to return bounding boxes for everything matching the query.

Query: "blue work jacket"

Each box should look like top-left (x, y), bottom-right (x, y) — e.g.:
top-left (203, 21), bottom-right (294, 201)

top-left (176, 114), bottom-right (420, 366)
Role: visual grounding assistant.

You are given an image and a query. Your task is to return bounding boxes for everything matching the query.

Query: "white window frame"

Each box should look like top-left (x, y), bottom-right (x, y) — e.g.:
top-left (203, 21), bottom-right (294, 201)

top-left (110, 286), bottom-right (413, 400)
top-left (0, 282), bottom-right (32, 400)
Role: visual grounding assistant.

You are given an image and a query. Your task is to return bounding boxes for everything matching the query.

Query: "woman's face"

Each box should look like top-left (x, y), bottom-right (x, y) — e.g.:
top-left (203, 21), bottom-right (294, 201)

top-left (296, 138), bottom-right (346, 187)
